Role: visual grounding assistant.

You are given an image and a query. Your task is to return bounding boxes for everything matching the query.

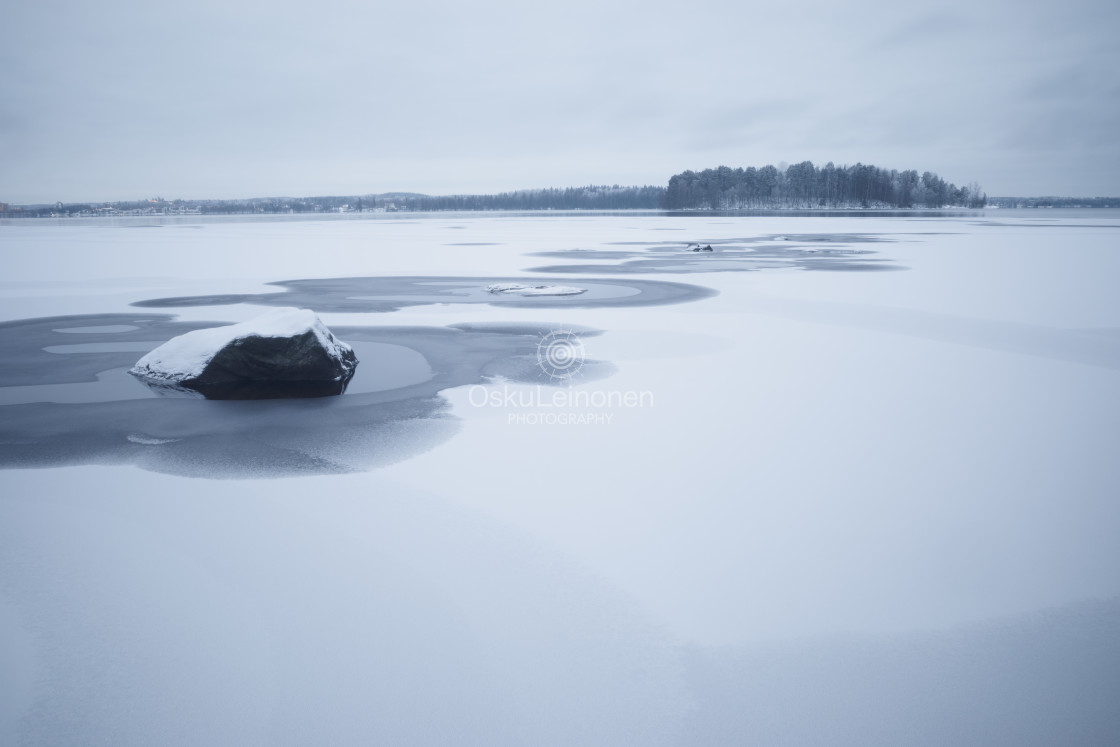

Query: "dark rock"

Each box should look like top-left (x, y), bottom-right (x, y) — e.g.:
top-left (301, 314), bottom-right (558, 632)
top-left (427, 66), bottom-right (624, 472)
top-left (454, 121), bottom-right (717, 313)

top-left (129, 308), bottom-right (358, 400)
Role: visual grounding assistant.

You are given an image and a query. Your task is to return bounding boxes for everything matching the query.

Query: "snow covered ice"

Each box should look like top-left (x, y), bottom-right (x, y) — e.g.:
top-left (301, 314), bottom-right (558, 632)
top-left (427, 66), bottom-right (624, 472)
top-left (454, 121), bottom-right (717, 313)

top-left (1, 210), bottom-right (1119, 745)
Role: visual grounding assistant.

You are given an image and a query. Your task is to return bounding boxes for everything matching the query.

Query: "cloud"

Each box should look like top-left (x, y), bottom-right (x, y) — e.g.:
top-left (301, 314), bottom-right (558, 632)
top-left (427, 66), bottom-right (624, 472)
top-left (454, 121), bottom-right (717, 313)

top-left (2, 0), bottom-right (1118, 201)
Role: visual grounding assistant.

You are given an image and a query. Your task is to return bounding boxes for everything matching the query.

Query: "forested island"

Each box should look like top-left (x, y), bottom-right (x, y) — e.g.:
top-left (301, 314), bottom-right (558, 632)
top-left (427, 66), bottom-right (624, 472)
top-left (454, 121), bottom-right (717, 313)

top-left (664, 162), bottom-right (985, 209)
top-left (8, 161), bottom-right (1119, 217)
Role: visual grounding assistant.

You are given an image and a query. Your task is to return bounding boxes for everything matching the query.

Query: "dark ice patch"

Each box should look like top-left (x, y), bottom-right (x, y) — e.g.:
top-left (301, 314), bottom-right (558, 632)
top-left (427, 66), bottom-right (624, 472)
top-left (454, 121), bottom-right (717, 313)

top-left (131, 276), bottom-right (717, 312)
top-left (0, 314), bottom-right (612, 478)
top-left (528, 234), bottom-right (902, 274)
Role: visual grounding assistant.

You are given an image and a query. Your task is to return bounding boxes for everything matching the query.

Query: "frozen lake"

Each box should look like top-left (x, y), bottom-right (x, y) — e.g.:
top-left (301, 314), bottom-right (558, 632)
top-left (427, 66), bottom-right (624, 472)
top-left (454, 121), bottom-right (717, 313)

top-left (2, 210), bottom-right (1119, 744)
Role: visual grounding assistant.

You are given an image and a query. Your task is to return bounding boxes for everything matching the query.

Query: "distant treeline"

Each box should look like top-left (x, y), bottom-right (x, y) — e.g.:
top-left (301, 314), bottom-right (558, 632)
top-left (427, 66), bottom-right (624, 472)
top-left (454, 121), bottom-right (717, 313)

top-left (985, 196), bottom-right (1120, 208)
top-left (392, 185), bottom-right (665, 211)
top-left (11, 170), bottom-right (1120, 218)
top-left (1, 186), bottom-right (664, 216)
top-left (665, 162), bottom-right (985, 209)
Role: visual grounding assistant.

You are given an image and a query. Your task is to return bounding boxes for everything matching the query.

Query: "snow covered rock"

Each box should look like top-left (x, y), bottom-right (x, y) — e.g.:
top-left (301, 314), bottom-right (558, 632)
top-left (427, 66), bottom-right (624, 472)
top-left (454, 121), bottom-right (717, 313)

top-left (129, 308), bottom-right (358, 399)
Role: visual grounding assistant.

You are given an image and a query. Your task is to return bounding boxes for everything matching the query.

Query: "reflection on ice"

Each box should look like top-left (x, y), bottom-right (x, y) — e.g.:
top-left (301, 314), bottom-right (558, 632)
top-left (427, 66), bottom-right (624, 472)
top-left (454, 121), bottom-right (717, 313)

top-left (52, 324), bottom-right (141, 334)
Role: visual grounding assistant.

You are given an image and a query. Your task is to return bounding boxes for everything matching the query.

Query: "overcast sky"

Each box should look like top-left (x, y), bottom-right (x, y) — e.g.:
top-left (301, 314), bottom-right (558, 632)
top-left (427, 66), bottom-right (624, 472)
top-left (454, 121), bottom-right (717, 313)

top-left (2, 0), bottom-right (1118, 203)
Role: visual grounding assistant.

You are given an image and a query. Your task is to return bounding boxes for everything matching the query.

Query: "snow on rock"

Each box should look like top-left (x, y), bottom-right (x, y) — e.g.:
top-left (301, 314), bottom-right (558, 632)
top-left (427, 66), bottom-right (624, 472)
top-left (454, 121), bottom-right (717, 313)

top-left (129, 308), bottom-right (358, 399)
top-left (486, 283), bottom-right (587, 296)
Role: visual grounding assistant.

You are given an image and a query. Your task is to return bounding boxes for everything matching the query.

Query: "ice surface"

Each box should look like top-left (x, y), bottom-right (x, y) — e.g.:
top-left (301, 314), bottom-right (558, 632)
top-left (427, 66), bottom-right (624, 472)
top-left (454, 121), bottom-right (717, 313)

top-left (2, 210), bottom-right (1119, 744)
